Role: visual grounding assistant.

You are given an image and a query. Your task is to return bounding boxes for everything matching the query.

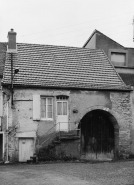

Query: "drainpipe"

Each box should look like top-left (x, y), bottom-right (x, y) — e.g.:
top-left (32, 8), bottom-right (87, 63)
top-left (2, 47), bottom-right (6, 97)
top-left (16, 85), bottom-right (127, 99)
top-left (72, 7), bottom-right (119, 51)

top-left (11, 53), bottom-right (13, 106)
top-left (5, 29), bottom-right (17, 163)
top-left (5, 101), bottom-right (9, 163)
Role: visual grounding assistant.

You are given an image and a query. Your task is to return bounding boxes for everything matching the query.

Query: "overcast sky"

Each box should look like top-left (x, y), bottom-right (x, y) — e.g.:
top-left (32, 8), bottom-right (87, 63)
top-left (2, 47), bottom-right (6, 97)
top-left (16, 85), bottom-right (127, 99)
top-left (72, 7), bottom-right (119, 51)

top-left (0, 0), bottom-right (134, 47)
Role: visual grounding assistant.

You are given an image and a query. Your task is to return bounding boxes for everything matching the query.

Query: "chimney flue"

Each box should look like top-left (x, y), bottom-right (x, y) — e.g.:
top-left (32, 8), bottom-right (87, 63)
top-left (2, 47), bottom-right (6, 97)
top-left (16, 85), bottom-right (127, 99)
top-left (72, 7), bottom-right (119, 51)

top-left (7, 29), bottom-right (17, 53)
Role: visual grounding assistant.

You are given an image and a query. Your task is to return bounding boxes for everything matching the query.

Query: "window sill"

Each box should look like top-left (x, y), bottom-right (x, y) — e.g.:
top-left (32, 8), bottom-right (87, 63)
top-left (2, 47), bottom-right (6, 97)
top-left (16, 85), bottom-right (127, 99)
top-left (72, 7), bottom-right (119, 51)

top-left (40, 118), bottom-right (53, 121)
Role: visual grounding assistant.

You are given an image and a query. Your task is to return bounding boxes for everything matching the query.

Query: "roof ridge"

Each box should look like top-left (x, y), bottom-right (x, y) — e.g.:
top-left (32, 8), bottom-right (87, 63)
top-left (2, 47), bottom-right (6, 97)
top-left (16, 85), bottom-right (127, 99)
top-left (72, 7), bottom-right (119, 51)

top-left (16, 42), bottom-right (104, 52)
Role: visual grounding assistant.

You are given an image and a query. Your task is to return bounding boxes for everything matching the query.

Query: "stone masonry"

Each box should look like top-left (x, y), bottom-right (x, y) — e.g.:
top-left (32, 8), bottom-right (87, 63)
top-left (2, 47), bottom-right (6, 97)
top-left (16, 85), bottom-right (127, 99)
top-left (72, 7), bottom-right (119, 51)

top-left (2, 87), bottom-right (133, 161)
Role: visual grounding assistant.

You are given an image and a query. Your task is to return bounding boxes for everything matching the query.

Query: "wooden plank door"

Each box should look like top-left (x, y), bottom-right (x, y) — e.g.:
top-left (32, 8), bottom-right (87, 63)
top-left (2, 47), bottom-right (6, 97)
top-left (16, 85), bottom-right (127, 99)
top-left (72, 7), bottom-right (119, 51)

top-left (19, 138), bottom-right (34, 162)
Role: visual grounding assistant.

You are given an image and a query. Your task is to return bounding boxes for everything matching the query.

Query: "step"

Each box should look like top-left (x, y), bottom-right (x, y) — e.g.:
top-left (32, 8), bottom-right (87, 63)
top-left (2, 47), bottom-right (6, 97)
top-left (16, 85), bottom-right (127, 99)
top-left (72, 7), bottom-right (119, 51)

top-left (60, 133), bottom-right (77, 136)
top-left (30, 156), bottom-right (37, 163)
top-left (27, 159), bottom-right (33, 163)
top-left (53, 140), bottom-right (61, 144)
top-left (60, 135), bottom-right (80, 141)
top-left (48, 144), bottom-right (55, 148)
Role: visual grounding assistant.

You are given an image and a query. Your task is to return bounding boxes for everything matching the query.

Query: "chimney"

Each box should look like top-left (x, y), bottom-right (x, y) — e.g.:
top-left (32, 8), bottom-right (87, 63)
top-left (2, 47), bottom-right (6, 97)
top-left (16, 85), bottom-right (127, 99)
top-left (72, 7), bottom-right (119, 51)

top-left (7, 29), bottom-right (17, 53)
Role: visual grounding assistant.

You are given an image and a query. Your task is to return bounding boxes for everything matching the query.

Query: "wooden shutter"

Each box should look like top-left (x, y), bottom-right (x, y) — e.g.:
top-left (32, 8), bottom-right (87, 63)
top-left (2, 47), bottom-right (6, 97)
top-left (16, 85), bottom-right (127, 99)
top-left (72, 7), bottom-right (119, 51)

top-left (0, 94), bottom-right (3, 117)
top-left (33, 95), bottom-right (40, 120)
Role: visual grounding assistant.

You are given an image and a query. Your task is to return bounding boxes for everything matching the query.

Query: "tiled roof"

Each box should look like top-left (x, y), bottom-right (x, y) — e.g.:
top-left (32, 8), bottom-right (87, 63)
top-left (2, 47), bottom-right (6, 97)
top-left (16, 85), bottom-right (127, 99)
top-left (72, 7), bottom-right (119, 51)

top-left (0, 42), bottom-right (7, 76)
top-left (2, 43), bottom-right (129, 90)
top-left (119, 73), bottom-right (134, 86)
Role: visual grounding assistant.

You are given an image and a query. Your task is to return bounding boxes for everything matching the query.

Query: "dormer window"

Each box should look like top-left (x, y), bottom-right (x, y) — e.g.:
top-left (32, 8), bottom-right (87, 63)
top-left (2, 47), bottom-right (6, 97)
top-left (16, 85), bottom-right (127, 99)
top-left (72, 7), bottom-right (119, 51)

top-left (109, 49), bottom-right (128, 67)
top-left (111, 52), bottom-right (126, 66)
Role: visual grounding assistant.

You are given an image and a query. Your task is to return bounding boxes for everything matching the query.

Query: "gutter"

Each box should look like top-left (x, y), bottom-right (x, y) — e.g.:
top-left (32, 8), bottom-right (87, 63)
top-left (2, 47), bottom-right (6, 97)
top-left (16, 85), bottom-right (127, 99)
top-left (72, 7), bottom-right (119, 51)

top-left (2, 83), bottom-right (132, 92)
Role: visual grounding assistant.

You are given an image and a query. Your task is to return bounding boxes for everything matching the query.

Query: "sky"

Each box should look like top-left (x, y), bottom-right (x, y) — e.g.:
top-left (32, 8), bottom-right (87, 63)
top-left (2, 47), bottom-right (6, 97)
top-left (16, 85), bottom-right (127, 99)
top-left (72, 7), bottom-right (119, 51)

top-left (0, 0), bottom-right (134, 48)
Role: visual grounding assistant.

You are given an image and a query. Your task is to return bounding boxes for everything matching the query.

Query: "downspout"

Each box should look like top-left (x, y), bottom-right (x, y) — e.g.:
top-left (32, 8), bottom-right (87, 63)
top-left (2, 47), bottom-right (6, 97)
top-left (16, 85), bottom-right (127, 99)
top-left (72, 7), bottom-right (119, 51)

top-left (6, 52), bottom-right (14, 162)
top-left (11, 53), bottom-right (13, 106)
top-left (5, 101), bottom-right (9, 163)
top-left (5, 29), bottom-right (17, 163)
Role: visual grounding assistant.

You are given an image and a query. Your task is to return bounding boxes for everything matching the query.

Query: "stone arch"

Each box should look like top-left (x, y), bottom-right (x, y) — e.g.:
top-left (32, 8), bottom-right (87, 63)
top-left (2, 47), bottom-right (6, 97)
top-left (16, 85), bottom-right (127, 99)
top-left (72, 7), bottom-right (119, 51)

top-left (78, 106), bottom-right (119, 159)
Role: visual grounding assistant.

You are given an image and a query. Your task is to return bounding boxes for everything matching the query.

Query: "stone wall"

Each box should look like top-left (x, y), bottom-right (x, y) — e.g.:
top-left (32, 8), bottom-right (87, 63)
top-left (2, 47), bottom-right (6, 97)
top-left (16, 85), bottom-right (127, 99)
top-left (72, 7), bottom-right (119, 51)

top-left (110, 92), bottom-right (132, 155)
top-left (2, 87), bottom-right (133, 161)
top-left (130, 91), bottom-right (134, 154)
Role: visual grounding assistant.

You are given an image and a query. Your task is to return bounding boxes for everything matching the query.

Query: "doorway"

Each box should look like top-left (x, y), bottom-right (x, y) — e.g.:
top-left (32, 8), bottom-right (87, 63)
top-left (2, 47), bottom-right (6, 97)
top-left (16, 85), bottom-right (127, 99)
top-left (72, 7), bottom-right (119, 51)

top-left (56, 96), bottom-right (68, 131)
top-left (19, 138), bottom-right (34, 162)
top-left (79, 109), bottom-right (118, 160)
top-left (0, 133), bottom-right (3, 161)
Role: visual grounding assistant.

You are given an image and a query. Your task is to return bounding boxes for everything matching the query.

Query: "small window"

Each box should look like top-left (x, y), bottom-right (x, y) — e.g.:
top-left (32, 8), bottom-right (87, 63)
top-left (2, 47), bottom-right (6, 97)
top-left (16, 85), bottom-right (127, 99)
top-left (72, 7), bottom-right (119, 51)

top-left (41, 97), bottom-right (53, 120)
top-left (56, 95), bottom-right (69, 100)
top-left (111, 52), bottom-right (126, 66)
top-left (57, 102), bottom-right (68, 115)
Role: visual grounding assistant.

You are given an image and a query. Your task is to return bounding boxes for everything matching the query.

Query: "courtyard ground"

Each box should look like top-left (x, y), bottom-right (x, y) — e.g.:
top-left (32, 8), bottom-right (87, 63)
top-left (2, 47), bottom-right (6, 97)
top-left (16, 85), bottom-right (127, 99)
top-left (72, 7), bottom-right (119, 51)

top-left (0, 160), bottom-right (134, 185)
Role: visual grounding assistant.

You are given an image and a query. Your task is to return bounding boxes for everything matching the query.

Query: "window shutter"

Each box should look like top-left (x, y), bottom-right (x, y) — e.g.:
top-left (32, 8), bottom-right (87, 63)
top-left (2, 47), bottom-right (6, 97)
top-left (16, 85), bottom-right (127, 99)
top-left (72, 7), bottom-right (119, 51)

top-left (0, 94), bottom-right (3, 117)
top-left (33, 95), bottom-right (40, 120)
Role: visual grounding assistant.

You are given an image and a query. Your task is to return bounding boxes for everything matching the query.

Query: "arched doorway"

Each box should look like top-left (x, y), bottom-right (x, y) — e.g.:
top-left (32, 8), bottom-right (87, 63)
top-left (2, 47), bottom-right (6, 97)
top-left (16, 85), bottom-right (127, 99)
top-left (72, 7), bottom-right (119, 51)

top-left (79, 109), bottom-right (119, 160)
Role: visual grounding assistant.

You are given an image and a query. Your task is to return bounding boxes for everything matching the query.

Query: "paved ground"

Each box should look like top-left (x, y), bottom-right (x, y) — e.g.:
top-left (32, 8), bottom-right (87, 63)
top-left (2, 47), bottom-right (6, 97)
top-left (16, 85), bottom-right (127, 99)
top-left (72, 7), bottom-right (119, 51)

top-left (0, 160), bottom-right (134, 185)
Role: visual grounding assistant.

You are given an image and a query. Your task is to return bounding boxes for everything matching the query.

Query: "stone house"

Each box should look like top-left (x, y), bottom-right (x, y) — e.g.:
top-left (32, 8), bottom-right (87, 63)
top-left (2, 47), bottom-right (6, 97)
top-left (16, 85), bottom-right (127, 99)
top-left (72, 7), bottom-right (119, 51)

top-left (83, 29), bottom-right (134, 153)
top-left (1, 29), bottom-right (133, 162)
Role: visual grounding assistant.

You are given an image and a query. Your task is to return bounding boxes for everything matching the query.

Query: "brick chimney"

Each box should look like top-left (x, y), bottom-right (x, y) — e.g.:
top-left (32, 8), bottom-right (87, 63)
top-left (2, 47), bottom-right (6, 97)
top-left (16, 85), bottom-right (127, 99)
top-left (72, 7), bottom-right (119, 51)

top-left (7, 29), bottom-right (17, 53)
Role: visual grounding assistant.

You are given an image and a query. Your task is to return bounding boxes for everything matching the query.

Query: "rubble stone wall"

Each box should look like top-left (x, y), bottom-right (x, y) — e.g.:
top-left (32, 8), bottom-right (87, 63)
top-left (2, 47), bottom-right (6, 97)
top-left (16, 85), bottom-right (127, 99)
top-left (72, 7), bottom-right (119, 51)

top-left (2, 88), bottom-right (133, 161)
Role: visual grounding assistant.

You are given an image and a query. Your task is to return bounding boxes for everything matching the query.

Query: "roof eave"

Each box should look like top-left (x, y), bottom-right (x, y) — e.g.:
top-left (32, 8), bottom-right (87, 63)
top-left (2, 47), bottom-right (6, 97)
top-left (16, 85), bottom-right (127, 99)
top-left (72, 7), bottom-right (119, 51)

top-left (2, 83), bottom-right (132, 92)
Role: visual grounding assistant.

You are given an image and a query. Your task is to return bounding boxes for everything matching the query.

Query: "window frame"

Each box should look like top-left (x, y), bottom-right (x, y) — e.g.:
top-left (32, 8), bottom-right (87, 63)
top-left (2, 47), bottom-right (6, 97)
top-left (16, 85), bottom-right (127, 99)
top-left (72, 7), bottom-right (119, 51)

top-left (40, 97), bottom-right (53, 120)
top-left (108, 49), bottom-right (128, 67)
top-left (56, 100), bottom-right (68, 116)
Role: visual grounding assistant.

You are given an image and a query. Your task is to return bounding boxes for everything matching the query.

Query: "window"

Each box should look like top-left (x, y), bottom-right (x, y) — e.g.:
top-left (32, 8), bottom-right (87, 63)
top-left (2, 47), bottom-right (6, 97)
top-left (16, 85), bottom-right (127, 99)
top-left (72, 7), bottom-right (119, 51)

top-left (41, 97), bottom-right (53, 119)
top-left (111, 52), bottom-right (126, 66)
top-left (56, 95), bottom-right (69, 100)
top-left (56, 95), bottom-right (68, 116)
top-left (57, 101), bottom-right (67, 115)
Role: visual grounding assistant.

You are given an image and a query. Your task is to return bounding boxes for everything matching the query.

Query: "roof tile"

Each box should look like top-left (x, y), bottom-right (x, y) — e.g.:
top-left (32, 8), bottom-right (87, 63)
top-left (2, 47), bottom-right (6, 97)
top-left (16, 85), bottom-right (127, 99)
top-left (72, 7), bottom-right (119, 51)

top-left (119, 73), bottom-right (134, 86)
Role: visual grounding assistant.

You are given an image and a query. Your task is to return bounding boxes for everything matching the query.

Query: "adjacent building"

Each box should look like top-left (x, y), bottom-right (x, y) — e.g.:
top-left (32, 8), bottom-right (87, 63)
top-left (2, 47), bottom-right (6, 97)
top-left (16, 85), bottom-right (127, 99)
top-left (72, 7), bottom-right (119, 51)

top-left (83, 29), bottom-right (134, 154)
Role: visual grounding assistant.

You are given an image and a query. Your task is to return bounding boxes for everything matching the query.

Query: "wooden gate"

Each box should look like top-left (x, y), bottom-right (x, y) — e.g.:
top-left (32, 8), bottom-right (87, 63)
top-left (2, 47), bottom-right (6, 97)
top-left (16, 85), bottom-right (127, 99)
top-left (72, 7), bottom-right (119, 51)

top-left (80, 110), bottom-right (115, 160)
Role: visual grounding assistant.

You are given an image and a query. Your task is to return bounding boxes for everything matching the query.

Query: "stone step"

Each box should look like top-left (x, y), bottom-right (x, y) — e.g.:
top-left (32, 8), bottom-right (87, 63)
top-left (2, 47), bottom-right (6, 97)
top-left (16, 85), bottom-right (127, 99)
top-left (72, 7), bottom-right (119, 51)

top-left (27, 159), bottom-right (33, 163)
top-left (48, 144), bottom-right (55, 148)
top-left (60, 135), bottom-right (80, 141)
top-left (53, 140), bottom-right (61, 144)
top-left (30, 156), bottom-right (37, 163)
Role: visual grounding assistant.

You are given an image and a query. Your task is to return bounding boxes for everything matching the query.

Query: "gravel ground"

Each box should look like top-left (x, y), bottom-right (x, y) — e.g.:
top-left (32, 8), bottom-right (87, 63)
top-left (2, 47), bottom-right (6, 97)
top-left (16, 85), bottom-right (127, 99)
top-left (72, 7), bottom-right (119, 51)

top-left (0, 160), bottom-right (134, 185)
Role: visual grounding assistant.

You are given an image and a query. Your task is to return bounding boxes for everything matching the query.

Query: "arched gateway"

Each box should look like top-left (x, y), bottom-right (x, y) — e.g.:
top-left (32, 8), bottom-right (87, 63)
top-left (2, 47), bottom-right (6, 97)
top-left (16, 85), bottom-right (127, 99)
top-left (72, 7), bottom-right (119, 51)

top-left (79, 109), bottom-right (119, 160)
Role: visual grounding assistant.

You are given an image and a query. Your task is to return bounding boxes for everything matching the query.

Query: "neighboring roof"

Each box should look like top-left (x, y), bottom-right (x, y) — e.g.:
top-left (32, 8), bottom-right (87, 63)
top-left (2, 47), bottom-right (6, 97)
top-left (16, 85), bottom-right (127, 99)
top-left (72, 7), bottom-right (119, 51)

top-left (119, 73), bottom-right (134, 86)
top-left (83, 29), bottom-right (125, 48)
top-left (2, 43), bottom-right (129, 90)
top-left (0, 42), bottom-right (7, 76)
